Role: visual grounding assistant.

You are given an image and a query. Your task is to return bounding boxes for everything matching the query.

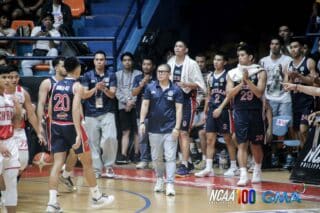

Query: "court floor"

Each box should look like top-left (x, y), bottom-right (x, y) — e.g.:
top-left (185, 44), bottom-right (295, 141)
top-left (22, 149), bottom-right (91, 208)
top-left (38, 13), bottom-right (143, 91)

top-left (13, 165), bottom-right (320, 213)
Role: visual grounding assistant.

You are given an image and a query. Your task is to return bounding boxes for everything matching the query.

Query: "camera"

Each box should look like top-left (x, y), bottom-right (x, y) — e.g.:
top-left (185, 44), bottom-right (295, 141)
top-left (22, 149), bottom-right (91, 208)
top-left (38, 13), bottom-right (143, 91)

top-left (41, 24), bottom-right (46, 32)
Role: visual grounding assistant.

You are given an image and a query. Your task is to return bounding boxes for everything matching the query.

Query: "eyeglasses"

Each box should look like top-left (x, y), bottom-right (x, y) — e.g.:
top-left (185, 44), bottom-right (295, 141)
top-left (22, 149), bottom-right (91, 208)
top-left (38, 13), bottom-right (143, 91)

top-left (157, 70), bottom-right (170, 74)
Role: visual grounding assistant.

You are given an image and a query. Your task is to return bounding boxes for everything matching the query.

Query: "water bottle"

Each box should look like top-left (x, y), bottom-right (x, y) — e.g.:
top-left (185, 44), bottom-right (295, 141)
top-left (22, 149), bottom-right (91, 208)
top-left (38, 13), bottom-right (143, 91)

top-left (219, 149), bottom-right (228, 169)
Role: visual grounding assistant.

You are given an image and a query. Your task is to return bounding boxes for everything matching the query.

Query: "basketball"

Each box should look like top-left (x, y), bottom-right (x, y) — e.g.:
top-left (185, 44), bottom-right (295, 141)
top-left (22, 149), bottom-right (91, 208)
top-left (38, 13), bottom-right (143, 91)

top-left (32, 152), bottom-right (53, 167)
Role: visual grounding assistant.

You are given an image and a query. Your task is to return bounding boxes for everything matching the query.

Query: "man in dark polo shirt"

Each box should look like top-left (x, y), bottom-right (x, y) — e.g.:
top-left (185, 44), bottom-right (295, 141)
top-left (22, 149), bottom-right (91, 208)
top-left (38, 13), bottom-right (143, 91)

top-left (139, 64), bottom-right (183, 196)
top-left (82, 50), bottom-right (117, 179)
top-left (132, 56), bottom-right (156, 169)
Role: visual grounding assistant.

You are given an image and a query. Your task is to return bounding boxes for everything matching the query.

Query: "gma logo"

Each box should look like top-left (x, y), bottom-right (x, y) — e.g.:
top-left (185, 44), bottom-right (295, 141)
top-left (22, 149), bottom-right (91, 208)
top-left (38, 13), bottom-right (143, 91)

top-left (262, 191), bottom-right (301, 204)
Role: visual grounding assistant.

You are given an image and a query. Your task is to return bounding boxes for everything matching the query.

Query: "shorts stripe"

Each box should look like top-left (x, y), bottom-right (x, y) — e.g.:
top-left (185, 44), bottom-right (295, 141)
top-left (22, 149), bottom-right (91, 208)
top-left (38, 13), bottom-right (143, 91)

top-left (189, 96), bottom-right (197, 132)
top-left (80, 125), bottom-right (90, 152)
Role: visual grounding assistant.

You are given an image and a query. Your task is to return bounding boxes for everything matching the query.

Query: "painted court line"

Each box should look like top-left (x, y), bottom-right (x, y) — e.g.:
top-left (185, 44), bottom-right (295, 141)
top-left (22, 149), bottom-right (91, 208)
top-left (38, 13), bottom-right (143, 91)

top-left (114, 174), bottom-right (320, 202)
top-left (22, 179), bottom-right (152, 213)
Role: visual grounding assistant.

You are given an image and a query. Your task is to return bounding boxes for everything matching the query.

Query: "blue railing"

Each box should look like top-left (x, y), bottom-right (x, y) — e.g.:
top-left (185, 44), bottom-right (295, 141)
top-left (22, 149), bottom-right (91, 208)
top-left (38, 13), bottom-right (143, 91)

top-left (113, 0), bottom-right (144, 69)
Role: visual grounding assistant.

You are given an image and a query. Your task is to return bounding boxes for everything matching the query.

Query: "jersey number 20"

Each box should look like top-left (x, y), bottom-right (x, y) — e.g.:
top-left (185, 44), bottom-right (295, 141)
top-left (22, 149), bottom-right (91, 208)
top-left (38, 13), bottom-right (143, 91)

top-left (53, 94), bottom-right (70, 111)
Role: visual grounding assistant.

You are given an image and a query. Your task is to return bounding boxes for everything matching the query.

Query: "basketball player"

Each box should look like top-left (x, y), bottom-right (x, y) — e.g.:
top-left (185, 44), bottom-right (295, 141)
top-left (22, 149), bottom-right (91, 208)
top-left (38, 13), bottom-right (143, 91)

top-left (37, 56), bottom-right (77, 192)
top-left (5, 65), bottom-right (45, 175)
top-left (284, 38), bottom-right (317, 148)
top-left (226, 44), bottom-right (267, 186)
top-left (46, 57), bottom-right (114, 212)
top-left (0, 65), bottom-right (21, 213)
top-left (167, 41), bottom-right (206, 176)
top-left (195, 52), bottom-right (238, 178)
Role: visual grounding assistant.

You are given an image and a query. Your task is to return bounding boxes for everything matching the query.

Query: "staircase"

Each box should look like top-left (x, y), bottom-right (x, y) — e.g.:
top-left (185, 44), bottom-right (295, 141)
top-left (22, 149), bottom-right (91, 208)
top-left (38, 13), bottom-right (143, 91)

top-left (78, 0), bottom-right (133, 63)
top-left (78, 0), bottom-right (160, 70)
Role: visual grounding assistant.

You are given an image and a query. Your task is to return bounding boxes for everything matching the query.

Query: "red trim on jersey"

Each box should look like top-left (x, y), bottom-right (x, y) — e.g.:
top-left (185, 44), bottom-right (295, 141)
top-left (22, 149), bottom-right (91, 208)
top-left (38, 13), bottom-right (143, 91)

top-left (4, 166), bottom-right (20, 170)
top-left (16, 85), bottom-right (22, 92)
top-left (80, 125), bottom-right (90, 152)
top-left (46, 117), bottom-right (51, 151)
top-left (189, 93), bottom-right (197, 133)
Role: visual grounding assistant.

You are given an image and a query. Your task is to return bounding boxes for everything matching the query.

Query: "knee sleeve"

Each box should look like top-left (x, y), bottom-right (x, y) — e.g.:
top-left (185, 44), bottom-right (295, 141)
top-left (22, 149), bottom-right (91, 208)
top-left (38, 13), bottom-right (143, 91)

top-left (19, 150), bottom-right (29, 171)
top-left (3, 169), bottom-right (18, 206)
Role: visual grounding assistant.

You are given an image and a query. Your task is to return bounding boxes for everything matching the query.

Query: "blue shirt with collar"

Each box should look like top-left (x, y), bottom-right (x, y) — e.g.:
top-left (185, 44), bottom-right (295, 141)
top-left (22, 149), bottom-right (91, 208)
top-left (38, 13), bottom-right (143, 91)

top-left (143, 80), bottom-right (183, 133)
top-left (81, 69), bottom-right (117, 117)
top-left (132, 73), bottom-right (157, 117)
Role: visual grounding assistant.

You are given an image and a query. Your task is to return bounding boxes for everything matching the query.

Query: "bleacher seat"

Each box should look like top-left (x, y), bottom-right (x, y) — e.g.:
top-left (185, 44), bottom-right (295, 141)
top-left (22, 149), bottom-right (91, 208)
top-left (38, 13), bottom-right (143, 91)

top-left (11, 20), bottom-right (34, 44)
top-left (33, 64), bottom-right (50, 73)
top-left (63, 0), bottom-right (85, 18)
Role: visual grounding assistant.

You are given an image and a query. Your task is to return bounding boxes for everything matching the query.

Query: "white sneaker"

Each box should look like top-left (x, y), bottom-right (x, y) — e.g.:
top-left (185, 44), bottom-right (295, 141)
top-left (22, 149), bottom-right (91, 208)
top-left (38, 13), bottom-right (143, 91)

top-left (194, 168), bottom-right (214, 177)
top-left (166, 184), bottom-right (175, 196)
top-left (92, 194), bottom-right (114, 209)
top-left (237, 175), bottom-right (249, 186)
top-left (46, 203), bottom-right (63, 213)
top-left (101, 167), bottom-right (115, 178)
top-left (154, 178), bottom-right (165, 193)
top-left (224, 167), bottom-right (240, 177)
top-left (251, 170), bottom-right (262, 184)
top-left (136, 161), bottom-right (148, 169)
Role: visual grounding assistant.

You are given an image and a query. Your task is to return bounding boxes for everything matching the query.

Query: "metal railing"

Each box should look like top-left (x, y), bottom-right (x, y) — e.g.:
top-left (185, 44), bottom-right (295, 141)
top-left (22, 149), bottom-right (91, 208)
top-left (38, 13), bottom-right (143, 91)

top-left (113, 0), bottom-right (144, 69)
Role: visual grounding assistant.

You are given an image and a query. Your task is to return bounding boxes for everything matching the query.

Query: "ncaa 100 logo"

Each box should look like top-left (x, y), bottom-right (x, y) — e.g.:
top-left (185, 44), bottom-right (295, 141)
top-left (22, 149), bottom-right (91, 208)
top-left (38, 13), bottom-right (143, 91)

top-left (209, 189), bottom-right (256, 204)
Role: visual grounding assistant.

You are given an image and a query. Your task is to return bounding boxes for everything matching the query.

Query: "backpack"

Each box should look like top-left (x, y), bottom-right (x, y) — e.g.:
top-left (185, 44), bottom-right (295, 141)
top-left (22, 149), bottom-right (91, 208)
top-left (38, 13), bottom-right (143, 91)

top-left (16, 25), bottom-right (32, 37)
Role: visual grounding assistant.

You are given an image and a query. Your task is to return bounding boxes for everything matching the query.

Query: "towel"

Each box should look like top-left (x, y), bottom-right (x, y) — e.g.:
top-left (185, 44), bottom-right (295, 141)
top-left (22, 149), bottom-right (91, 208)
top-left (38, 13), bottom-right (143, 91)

top-left (228, 64), bottom-right (264, 82)
top-left (167, 55), bottom-right (206, 93)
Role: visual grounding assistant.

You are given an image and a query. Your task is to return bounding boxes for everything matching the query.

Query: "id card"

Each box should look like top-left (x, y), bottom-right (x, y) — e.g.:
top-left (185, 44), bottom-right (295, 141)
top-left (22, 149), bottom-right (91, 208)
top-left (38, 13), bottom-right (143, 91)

top-left (96, 96), bottom-right (103, 108)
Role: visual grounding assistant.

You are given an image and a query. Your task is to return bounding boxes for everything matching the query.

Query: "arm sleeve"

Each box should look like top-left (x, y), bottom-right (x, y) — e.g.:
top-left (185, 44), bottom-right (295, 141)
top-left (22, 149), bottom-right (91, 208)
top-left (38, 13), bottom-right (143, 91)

top-left (143, 85), bottom-right (151, 100)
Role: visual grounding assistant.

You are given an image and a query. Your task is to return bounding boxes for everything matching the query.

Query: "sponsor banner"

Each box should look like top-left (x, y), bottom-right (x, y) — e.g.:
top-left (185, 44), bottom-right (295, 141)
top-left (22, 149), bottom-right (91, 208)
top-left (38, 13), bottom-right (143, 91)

top-left (290, 126), bottom-right (320, 185)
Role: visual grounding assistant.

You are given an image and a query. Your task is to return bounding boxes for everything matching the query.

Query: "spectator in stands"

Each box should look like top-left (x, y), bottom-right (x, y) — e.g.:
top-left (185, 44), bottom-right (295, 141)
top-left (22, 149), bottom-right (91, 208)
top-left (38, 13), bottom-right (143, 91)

top-left (278, 25), bottom-right (293, 56)
top-left (0, 54), bottom-right (8, 66)
top-left (82, 51), bottom-right (118, 179)
top-left (311, 39), bottom-right (320, 71)
top-left (132, 57), bottom-right (156, 169)
top-left (259, 36), bottom-right (292, 118)
top-left (311, 0), bottom-right (320, 32)
top-left (21, 13), bottom-right (60, 76)
top-left (41, 0), bottom-right (74, 35)
top-left (116, 52), bottom-right (141, 164)
top-left (0, 0), bottom-right (14, 20)
top-left (0, 14), bottom-right (15, 56)
top-left (12, 0), bottom-right (44, 21)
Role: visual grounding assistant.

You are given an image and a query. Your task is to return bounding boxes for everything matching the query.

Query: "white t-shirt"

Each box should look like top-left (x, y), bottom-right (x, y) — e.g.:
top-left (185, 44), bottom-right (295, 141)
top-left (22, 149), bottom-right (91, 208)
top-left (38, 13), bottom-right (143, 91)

top-left (0, 28), bottom-right (15, 37)
top-left (259, 54), bottom-right (292, 103)
top-left (31, 26), bottom-right (60, 50)
top-left (52, 4), bottom-right (63, 29)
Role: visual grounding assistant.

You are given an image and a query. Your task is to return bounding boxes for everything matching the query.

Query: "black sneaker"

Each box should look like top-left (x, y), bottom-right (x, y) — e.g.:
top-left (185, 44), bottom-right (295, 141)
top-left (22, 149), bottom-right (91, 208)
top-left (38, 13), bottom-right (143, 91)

top-left (59, 175), bottom-right (77, 192)
top-left (116, 154), bottom-right (129, 165)
top-left (133, 153), bottom-right (140, 164)
top-left (188, 161), bottom-right (194, 171)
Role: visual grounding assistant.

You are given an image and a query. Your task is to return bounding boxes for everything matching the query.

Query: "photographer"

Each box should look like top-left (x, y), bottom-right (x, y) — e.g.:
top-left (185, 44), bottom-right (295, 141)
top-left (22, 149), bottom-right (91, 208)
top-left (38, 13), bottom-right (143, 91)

top-left (21, 13), bottom-right (60, 76)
